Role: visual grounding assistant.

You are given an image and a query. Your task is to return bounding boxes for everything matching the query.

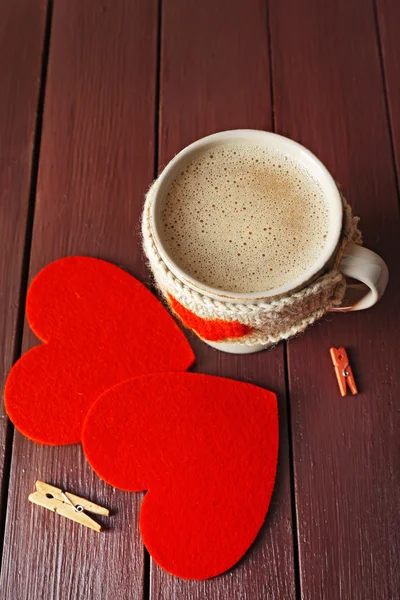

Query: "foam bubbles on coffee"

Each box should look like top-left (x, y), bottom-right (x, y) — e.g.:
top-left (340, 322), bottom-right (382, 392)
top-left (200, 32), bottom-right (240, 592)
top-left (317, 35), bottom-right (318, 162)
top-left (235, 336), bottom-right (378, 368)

top-left (160, 143), bottom-right (330, 294)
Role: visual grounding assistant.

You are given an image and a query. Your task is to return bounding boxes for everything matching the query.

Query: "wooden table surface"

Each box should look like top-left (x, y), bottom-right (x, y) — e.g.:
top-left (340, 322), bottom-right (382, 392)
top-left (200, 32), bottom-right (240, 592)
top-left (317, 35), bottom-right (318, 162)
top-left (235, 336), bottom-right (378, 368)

top-left (1, 1), bottom-right (399, 598)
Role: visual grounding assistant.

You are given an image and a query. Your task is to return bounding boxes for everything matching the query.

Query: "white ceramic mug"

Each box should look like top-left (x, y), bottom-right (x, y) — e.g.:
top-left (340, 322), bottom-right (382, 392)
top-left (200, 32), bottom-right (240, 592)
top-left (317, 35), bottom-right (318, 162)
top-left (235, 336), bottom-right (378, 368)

top-left (149, 130), bottom-right (389, 354)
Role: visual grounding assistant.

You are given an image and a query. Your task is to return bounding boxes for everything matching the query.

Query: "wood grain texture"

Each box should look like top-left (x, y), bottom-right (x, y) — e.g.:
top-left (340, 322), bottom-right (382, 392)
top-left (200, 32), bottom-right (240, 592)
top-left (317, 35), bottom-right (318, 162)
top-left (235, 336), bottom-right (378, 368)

top-left (269, 0), bottom-right (400, 598)
top-left (151, 1), bottom-right (297, 598)
top-left (0, 0), bottom-right (47, 524)
top-left (0, 1), bottom-right (158, 598)
top-left (376, 0), bottom-right (400, 178)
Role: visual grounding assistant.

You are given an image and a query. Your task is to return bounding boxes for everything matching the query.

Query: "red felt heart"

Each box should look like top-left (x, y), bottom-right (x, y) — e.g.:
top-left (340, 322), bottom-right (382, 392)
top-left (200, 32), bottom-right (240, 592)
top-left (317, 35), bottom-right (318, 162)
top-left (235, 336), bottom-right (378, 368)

top-left (82, 373), bottom-right (278, 580)
top-left (4, 257), bottom-right (194, 445)
top-left (168, 295), bottom-right (253, 341)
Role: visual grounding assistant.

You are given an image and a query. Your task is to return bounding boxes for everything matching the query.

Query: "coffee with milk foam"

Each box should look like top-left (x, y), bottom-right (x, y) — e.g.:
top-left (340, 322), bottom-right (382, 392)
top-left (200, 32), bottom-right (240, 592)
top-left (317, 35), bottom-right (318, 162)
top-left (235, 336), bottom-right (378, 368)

top-left (160, 143), bottom-right (331, 294)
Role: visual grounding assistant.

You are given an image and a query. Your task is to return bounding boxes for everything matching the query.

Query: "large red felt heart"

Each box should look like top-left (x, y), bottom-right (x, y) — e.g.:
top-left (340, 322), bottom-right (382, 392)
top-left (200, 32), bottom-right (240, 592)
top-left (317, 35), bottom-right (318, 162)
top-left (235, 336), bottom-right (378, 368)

top-left (82, 373), bottom-right (278, 580)
top-left (4, 257), bottom-right (194, 445)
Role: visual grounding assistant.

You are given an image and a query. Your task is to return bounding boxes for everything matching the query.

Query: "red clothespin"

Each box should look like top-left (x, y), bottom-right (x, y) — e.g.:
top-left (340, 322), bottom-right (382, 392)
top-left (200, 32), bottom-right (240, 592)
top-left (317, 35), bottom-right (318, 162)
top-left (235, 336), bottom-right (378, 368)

top-left (329, 347), bottom-right (358, 397)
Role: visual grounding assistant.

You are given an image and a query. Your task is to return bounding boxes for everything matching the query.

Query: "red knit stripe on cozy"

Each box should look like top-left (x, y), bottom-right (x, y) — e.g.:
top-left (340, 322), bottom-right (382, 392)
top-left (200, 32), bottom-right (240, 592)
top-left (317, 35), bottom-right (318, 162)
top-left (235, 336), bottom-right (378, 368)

top-left (168, 295), bottom-right (252, 342)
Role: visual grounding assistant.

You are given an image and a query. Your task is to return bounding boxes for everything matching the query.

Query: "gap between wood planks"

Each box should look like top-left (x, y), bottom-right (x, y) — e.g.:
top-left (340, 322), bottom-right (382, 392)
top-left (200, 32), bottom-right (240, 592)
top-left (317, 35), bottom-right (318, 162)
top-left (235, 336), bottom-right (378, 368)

top-left (265, 1), bottom-right (302, 597)
top-left (372, 0), bottom-right (400, 201)
top-left (0, 0), bottom-right (54, 572)
top-left (143, 0), bottom-right (163, 597)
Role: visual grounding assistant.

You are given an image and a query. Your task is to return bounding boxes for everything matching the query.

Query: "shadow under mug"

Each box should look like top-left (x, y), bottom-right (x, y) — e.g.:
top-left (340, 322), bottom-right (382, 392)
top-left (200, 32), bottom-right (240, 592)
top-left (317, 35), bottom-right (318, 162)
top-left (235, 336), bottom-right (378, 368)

top-left (150, 130), bottom-right (389, 354)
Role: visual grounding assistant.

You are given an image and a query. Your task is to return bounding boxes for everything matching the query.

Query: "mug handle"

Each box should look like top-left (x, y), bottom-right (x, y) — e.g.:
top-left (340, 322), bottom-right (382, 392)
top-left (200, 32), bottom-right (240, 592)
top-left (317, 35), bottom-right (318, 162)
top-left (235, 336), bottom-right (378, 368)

top-left (330, 243), bottom-right (389, 312)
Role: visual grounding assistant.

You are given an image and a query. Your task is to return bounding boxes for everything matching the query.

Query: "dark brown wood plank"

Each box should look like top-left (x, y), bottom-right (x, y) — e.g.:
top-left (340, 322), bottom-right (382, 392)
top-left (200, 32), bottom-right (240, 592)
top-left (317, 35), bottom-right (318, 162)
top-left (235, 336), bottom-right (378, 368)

top-left (376, 0), bottom-right (400, 178)
top-left (269, 0), bottom-right (400, 598)
top-left (151, 1), bottom-right (297, 598)
top-left (0, 1), bottom-right (158, 598)
top-left (0, 0), bottom-right (47, 531)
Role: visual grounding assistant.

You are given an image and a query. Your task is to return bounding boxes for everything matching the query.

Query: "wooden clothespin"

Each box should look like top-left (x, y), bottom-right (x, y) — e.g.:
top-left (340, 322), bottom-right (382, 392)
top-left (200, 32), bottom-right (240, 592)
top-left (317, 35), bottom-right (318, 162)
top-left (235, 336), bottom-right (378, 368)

top-left (29, 481), bottom-right (110, 532)
top-left (329, 347), bottom-right (358, 397)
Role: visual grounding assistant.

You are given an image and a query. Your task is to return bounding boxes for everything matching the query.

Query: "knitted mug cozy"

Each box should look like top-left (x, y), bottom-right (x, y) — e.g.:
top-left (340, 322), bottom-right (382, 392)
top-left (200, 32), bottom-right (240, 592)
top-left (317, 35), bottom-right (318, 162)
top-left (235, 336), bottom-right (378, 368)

top-left (142, 179), bottom-right (362, 346)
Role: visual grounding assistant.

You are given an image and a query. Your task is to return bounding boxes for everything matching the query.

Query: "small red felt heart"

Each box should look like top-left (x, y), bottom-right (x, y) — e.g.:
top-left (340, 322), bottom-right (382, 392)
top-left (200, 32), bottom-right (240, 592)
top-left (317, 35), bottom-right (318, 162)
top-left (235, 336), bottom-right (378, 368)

top-left (4, 257), bottom-right (194, 445)
top-left (168, 295), bottom-right (253, 341)
top-left (82, 373), bottom-right (278, 580)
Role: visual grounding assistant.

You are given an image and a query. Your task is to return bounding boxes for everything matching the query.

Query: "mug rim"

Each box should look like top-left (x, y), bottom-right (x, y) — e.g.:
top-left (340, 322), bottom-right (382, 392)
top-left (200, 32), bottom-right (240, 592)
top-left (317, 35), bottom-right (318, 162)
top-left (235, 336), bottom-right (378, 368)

top-left (150, 130), bottom-right (343, 302)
